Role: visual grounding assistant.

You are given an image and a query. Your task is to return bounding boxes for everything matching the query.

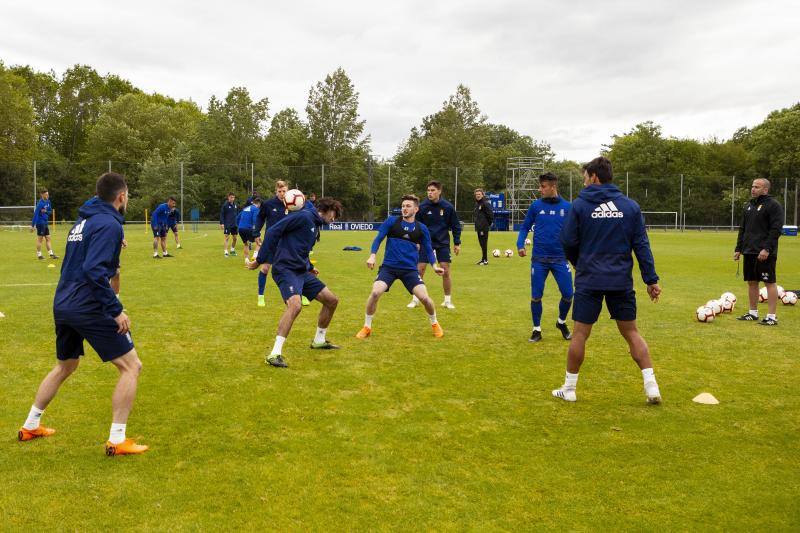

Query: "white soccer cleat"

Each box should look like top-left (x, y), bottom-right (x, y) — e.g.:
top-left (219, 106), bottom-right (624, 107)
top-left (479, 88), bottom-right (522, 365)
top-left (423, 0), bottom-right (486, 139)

top-left (552, 387), bottom-right (576, 402)
top-left (407, 299), bottom-right (420, 308)
top-left (441, 301), bottom-right (456, 309)
top-left (644, 381), bottom-right (662, 405)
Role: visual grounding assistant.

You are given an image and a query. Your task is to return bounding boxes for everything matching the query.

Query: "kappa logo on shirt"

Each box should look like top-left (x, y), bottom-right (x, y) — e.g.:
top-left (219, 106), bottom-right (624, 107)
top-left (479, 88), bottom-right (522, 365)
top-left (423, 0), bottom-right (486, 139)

top-left (67, 219), bottom-right (86, 242)
top-left (591, 201), bottom-right (624, 219)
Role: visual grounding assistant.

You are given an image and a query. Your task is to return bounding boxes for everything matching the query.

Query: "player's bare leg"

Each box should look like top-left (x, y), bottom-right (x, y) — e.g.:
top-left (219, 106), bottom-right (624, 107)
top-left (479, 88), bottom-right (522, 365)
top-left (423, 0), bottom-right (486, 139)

top-left (408, 263), bottom-right (427, 307)
top-left (267, 295), bottom-right (302, 367)
top-left (45, 235), bottom-right (55, 257)
top-left (311, 287), bottom-right (340, 349)
top-left (18, 358), bottom-right (80, 441)
top-left (412, 284), bottom-right (443, 337)
top-left (224, 233), bottom-right (230, 255)
top-left (440, 261), bottom-right (454, 308)
top-left (357, 281), bottom-right (388, 338)
top-left (105, 350), bottom-right (148, 455)
top-left (765, 282), bottom-right (778, 317)
top-left (173, 229), bottom-right (181, 248)
top-left (36, 235), bottom-right (43, 258)
top-left (617, 320), bottom-right (661, 403)
top-left (160, 236), bottom-right (168, 256)
top-left (552, 321), bottom-right (592, 402)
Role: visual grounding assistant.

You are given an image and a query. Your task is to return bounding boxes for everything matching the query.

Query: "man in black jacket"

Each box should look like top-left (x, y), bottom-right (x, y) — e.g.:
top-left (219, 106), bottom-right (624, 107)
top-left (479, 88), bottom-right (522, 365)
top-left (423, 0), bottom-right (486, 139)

top-left (734, 178), bottom-right (785, 326)
top-left (473, 188), bottom-right (494, 264)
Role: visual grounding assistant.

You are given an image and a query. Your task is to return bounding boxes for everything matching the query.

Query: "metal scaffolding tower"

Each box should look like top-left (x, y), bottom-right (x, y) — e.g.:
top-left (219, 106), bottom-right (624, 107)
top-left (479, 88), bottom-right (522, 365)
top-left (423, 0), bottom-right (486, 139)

top-left (506, 157), bottom-right (545, 228)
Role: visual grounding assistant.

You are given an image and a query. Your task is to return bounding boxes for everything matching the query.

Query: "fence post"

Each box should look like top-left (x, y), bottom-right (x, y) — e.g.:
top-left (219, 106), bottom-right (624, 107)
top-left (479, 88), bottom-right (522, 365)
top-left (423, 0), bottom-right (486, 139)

top-left (731, 176), bottom-right (735, 230)
top-left (321, 164), bottom-right (325, 197)
top-left (180, 162), bottom-right (185, 231)
top-left (145, 209), bottom-right (148, 233)
top-left (784, 178), bottom-right (789, 225)
top-left (251, 162), bottom-right (254, 195)
top-left (679, 174), bottom-right (684, 232)
top-left (108, 160), bottom-right (112, 173)
top-left (387, 162), bottom-right (392, 217)
top-left (454, 167), bottom-right (459, 212)
top-left (795, 178), bottom-right (798, 226)
top-left (33, 160), bottom-right (37, 205)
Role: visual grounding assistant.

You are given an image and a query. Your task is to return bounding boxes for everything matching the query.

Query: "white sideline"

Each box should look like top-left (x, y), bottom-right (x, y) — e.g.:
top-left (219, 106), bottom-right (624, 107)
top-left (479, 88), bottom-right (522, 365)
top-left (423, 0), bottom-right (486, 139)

top-left (0, 283), bottom-right (57, 287)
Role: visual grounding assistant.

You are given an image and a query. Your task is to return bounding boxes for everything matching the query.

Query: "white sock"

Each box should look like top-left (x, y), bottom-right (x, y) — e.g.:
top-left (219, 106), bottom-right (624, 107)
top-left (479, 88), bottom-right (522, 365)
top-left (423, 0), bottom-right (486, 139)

top-left (162, 251), bottom-right (168, 256)
top-left (154, 252), bottom-right (158, 257)
top-left (444, 295), bottom-right (452, 304)
top-left (428, 312), bottom-right (438, 325)
top-left (364, 314), bottom-right (374, 328)
top-left (115, 293), bottom-right (120, 300)
top-left (533, 326), bottom-right (542, 332)
top-left (641, 367), bottom-right (656, 383)
top-left (271, 335), bottom-right (286, 356)
top-left (23, 405), bottom-right (44, 430)
top-left (314, 327), bottom-right (327, 344)
top-left (49, 250), bottom-right (54, 256)
top-left (109, 422), bottom-right (126, 444)
top-left (749, 309), bottom-right (758, 317)
top-left (767, 313), bottom-right (776, 320)
top-left (557, 318), bottom-right (566, 325)
top-left (564, 371), bottom-right (579, 390)
top-left (37, 251), bottom-right (43, 257)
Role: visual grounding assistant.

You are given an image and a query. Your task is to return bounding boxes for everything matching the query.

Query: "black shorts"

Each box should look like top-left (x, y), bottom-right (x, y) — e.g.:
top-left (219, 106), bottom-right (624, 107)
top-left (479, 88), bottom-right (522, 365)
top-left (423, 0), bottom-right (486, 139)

top-left (169, 224), bottom-right (178, 233)
top-left (35, 223), bottom-right (50, 237)
top-left (743, 254), bottom-right (777, 283)
top-left (152, 225), bottom-right (167, 238)
top-left (224, 225), bottom-right (238, 235)
top-left (573, 289), bottom-right (637, 324)
top-left (419, 245), bottom-right (451, 264)
top-left (238, 228), bottom-right (255, 244)
top-left (55, 315), bottom-right (135, 362)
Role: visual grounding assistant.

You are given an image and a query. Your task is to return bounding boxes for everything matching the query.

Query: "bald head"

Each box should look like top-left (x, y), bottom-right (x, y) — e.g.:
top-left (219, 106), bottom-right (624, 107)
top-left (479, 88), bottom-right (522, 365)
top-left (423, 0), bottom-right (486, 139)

top-left (751, 178), bottom-right (771, 198)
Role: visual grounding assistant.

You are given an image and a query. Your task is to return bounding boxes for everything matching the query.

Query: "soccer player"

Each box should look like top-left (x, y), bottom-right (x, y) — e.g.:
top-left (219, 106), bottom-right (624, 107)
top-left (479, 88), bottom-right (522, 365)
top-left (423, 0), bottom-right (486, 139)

top-left (516, 172), bottom-right (573, 342)
top-left (254, 180), bottom-right (290, 306)
top-left (734, 178), bottom-right (784, 326)
top-left (408, 181), bottom-right (461, 309)
top-left (220, 192), bottom-right (239, 256)
top-left (18, 172), bottom-right (148, 455)
top-left (237, 197), bottom-right (262, 266)
top-left (473, 188), bottom-right (494, 265)
top-left (150, 197), bottom-right (175, 258)
top-left (357, 195), bottom-right (445, 339)
top-left (553, 156), bottom-right (662, 404)
top-left (167, 204), bottom-right (182, 249)
top-left (31, 189), bottom-right (57, 260)
top-left (247, 197), bottom-right (344, 368)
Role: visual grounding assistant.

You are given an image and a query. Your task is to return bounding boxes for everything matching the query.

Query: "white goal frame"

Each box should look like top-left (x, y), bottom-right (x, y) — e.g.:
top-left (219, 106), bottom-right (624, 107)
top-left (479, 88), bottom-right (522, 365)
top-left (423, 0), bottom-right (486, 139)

top-left (642, 211), bottom-right (678, 230)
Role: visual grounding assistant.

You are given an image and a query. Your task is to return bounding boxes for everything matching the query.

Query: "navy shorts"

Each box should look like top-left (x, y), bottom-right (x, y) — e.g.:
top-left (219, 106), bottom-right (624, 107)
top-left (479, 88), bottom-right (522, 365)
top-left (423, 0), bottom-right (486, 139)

top-left (376, 266), bottom-right (424, 294)
top-left (55, 315), bottom-right (134, 362)
top-left (169, 224), bottom-right (179, 234)
top-left (272, 268), bottom-right (326, 302)
top-left (35, 223), bottom-right (50, 237)
top-left (418, 245), bottom-right (451, 264)
top-left (152, 225), bottom-right (167, 238)
top-left (238, 228), bottom-right (255, 244)
top-left (223, 225), bottom-right (238, 235)
top-left (573, 289), bottom-right (637, 324)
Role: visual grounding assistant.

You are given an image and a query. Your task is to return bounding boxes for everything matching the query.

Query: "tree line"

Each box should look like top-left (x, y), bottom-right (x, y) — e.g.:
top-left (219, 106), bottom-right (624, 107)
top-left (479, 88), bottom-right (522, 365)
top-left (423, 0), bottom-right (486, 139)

top-left (1, 60), bottom-right (798, 223)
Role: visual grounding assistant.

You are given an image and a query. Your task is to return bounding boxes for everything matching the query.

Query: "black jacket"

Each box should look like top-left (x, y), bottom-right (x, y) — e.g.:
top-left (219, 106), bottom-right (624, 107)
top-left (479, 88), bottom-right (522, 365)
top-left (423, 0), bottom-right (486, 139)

top-left (735, 194), bottom-right (784, 256)
top-left (473, 197), bottom-right (494, 231)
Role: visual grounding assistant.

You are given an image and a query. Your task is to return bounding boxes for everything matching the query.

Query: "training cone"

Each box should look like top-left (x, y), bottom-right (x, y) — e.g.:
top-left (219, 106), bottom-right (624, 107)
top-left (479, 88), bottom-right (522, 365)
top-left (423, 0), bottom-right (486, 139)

top-left (48, 263), bottom-right (55, 268)
top-left (692, 392), bottom-right (719, 405)
top-left (0, 311), bottom-right (6, 318)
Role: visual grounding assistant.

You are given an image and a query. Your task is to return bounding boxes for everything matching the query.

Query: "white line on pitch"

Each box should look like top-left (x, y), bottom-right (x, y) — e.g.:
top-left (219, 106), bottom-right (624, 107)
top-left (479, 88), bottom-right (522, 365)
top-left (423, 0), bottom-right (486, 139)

top-left (0, 283), bottom-right (57, 287)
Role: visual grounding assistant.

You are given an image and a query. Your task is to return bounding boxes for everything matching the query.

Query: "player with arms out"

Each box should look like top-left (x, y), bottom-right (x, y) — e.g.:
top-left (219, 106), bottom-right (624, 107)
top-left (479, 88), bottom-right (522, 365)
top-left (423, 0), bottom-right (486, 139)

top-left (220, 192), bottom-right (238, 256)
top-left (248, 197), bottom-right (344, 368)
top-left (516, 172), bottom-right (573, 343)
top-left (408, 181), bottom-right (461, 309)
top-left (18, 172), bottom-right (148, 455)
top-left (357, 195), bottom-right (445, 339)
top-left (150, 197), bottom-right (175, 258)
top-left (31, 189), bottom-right (57, 260)
top-left (553, 157), bottom-right (662, 404)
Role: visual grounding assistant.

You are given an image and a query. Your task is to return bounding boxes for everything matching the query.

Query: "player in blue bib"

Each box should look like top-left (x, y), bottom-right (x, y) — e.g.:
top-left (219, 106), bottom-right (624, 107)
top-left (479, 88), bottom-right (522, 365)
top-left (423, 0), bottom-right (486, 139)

top-left (150, 197), bottom-right (175, 258)
top-left (237, 197), bottom-right (262, 264)
top-left (516, 172), bottom-right (574, 343)
top-left (356, 194), bottom-right (445, 339)
top-left (31, 189), bottom-right (57, 260)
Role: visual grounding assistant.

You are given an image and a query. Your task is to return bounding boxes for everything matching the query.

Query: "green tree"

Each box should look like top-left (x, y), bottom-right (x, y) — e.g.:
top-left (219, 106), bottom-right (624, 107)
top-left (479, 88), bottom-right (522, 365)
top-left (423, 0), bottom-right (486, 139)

top-left (0, 63), bottom-right (37, 207)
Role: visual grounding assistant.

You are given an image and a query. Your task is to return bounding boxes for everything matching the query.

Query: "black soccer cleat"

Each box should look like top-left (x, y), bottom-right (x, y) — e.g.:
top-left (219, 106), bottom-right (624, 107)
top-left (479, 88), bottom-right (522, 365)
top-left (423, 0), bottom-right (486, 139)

top-left (37, 256), bottom-right (44, 260)
top-left (555, 320), bottom-right (572, 340)
top-left (529, 330), bottom-right (542, 343)
top-left (49, 254), bottom-right (58, 260)
top-left (310, 340), bottom-right (340, 350)
top-left (266, 354), bottom-right (288, 368)
top-left (759, 317), bottom-right (778, 326)
top-left (736, 313), bottom-right (758, 321)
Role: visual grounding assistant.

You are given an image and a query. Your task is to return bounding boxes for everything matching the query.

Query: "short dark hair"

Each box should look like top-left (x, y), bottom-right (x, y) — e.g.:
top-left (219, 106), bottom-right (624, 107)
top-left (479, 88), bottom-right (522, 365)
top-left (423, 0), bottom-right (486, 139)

top-left (96, 172), bottom-right (127, 203)
top-left (316, 197), bottom-right (343, 218)
top-left (401, 194), bottom-right (420, 206)
top-left (539, 172), bottom-right (558, 184)
top-left (168, 196), bottom-right (177, 202)
top-left (227, 192), bottom-right (235, 197)
top-left (39, 189), bottom-right (48, 195)
top-left (583, 157), bottom-right (613, 183)
top-left (252, 196), bottom-right (263, 204)
top-left (426, 181), bottom-right (442, 190)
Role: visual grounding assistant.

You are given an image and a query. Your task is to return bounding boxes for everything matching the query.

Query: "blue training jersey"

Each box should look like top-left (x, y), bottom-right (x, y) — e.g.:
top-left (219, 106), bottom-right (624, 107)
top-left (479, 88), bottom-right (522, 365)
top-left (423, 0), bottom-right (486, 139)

top-left (32, 199), bottom-right (52, 226)
top-left (237, 204), bottom-right (259, 230)
top-left (516, 197), bottom-right (571, 260)
top-left (371, 216), bottom-right (437, 270)
top-left (150, 203), bottom-right (170, 227)
top-left (256, 208), bottom-right (323, 272)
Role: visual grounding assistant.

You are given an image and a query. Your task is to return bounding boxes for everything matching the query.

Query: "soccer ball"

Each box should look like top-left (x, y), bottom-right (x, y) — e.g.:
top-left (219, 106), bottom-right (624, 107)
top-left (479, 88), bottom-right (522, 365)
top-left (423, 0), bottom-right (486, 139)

top-left (705, 300), bottom-right (722, 316)
top-left (759, 287), bottom-right (768, 302)
top-left (696, 306), bottom-right (715, 323)
top-left (720, 292), bottom-right (737, 305)
top-left (781, 291), bottom-right (797, 305)
top-left (492, 249), bottom-right (501, 257)
top-left (284, 189), bottom-right (305, 211)
top-left (720, 299), bottom-right (734, 313)
top-left (776, 285), bottom-right (786, 298)
top-left (504, 249), bottom-right (514, 258)
top-left (524, 238), bottom-right (531, 246)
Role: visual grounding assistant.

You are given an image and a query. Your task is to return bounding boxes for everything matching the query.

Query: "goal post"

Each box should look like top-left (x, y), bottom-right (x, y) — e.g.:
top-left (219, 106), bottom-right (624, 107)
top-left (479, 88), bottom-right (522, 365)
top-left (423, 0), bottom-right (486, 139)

top-left (0, 206), bottom-right (34, 230)
top-left (642, 211), bottom-right (678, 230)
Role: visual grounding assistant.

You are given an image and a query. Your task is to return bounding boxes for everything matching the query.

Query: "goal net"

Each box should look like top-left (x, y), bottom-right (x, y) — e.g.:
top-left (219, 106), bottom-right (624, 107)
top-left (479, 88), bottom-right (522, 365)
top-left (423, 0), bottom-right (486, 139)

top-left (642, 211), bottom-right (678, 230)
top-left (0, 206), bottom-right (34, 229)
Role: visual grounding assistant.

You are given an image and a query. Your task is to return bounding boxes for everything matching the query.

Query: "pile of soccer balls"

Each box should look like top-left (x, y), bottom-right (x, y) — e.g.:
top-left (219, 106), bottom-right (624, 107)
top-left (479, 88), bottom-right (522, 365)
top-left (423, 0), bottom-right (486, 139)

top-left (492, 249), bottom-right (514, 258)
top-left (760, 285), bottom-right (798, 305)
top-left (696, 292), bottom-right (736, 323)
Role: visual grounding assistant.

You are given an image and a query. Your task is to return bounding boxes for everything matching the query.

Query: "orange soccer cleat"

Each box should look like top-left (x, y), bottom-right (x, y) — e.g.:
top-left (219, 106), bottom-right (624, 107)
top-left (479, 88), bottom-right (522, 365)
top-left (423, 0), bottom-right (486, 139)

top-left (432, 323), bottom-right (444, 338)
top-left (105, 438), bottom-right (149, 456)
top-left (355, 326), bottom-right (372, 339)
top-left (18, 426), bottom-right (56, 441)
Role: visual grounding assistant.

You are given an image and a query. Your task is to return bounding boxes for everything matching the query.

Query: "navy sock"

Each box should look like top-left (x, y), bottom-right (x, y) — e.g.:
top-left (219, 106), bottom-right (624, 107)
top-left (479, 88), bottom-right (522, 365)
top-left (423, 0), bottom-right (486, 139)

top-left (531, 300), bottom-right (542, 328)
top-left (559, 297), bottom-right (572, 321)
top-left (258, 272), bottom-right (267, 295)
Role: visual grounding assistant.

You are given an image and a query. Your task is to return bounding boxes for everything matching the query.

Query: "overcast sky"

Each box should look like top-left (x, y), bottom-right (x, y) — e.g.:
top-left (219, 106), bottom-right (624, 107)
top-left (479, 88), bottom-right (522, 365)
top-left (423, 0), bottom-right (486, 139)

top-left (3, 0), bottom-right (799, 161)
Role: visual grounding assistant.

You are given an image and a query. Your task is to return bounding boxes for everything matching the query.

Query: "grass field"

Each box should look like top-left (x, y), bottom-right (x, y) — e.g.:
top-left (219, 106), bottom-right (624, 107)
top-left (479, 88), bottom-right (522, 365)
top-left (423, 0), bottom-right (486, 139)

top-left (1, 223), bottom-right (798, 530)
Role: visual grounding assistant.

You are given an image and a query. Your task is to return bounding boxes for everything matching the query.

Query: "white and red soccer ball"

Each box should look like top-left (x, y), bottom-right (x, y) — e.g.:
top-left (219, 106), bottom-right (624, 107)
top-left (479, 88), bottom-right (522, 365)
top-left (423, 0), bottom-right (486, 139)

top-left (781, 291), bottom-right (797, 305)
top-left (705, 300), bottom-right (722, 316)
top-left (696, 306), bottom-right (715, 323)
top-left (492, 249), bottom-right (501, 258)
top-left (504, 249), bottom-right (514, 258)
top-left (284, 189), bottom-right (305, 211)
